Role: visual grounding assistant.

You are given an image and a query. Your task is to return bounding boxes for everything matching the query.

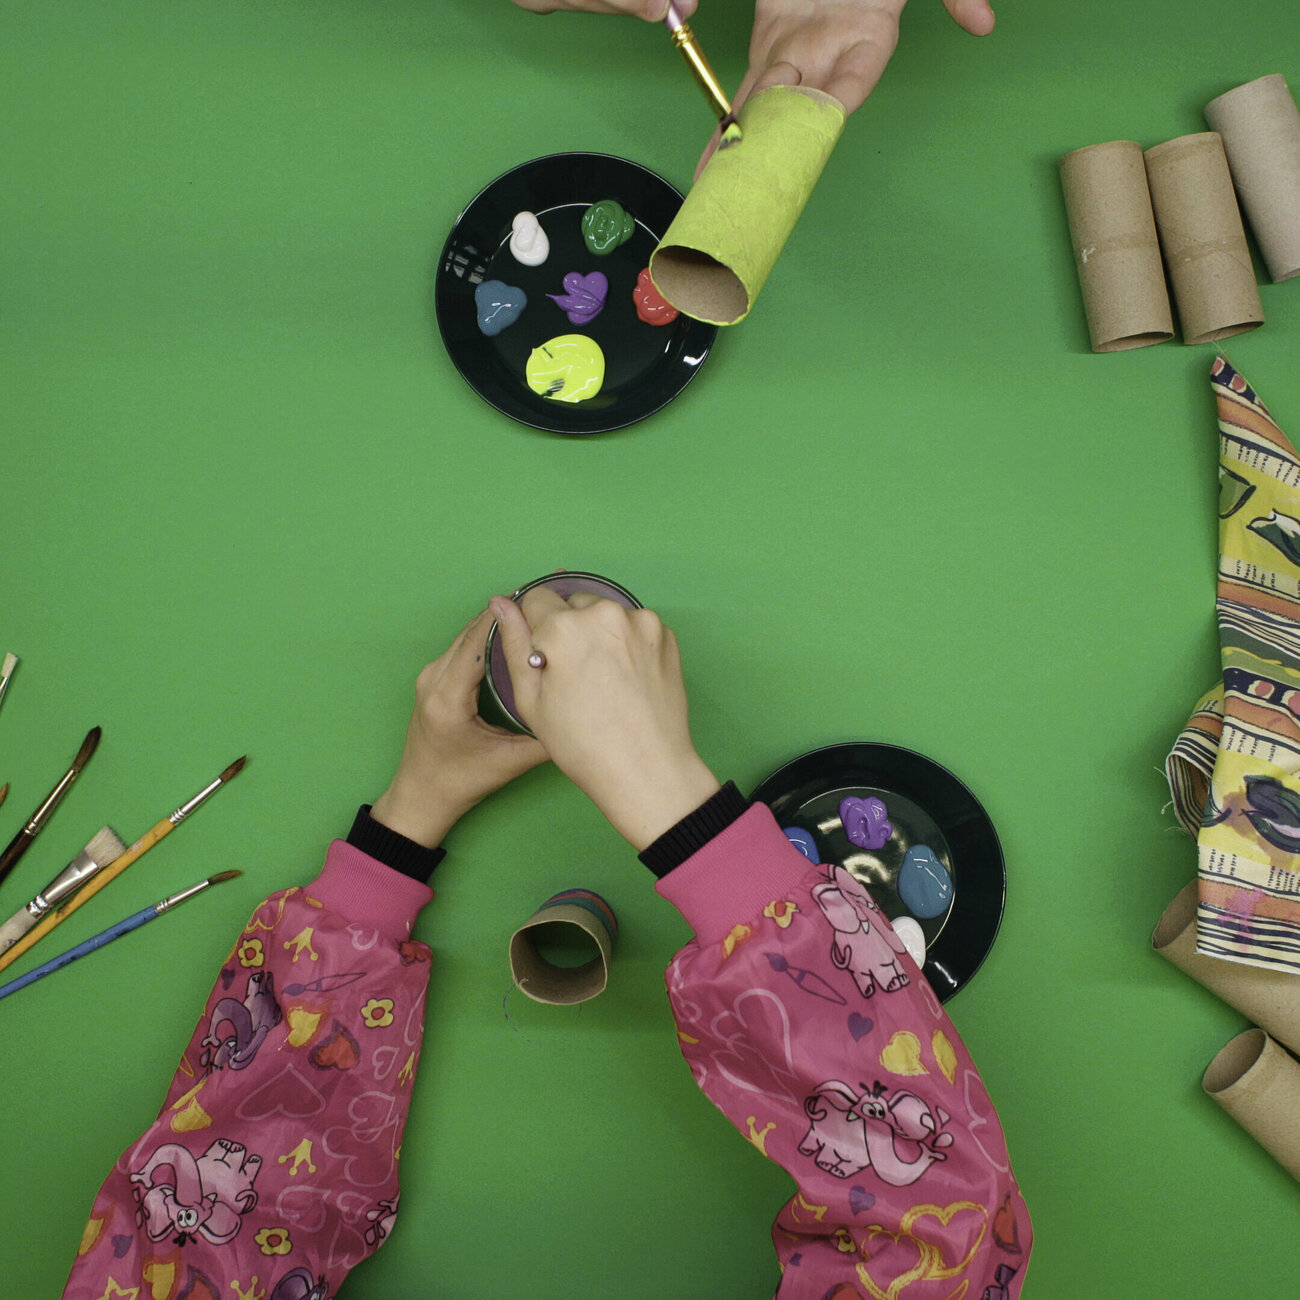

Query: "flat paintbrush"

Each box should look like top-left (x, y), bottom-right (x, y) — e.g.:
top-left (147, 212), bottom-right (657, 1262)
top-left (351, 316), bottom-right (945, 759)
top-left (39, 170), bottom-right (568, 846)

top-left (0, 653), bottom-right (17, 713)
top-left (0, 755), bottom-right (247, 975)
top-left (0, 826), bottom-right (127, 957)
top-left (0, 726), bottom-right (102, 889)
top-left (664, 3), bottom-right (743, 149)
top-left (0, 870), bottom-right (242, 1003)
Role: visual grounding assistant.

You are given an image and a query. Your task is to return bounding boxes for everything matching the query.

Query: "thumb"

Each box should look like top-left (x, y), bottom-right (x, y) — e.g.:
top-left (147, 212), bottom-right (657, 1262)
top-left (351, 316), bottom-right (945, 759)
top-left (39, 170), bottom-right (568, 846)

top-left (489, 594), bottom-right (544, 726)
top-left (490, 595), bottom-right (534, 675)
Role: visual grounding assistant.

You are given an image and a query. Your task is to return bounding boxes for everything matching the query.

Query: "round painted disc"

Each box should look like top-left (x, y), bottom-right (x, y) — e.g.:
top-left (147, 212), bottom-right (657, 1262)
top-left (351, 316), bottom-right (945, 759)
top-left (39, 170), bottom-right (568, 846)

top-left (751, 742), bottom-right (1006, 1002)
top-left (435, 153), bottom-right (717, 435)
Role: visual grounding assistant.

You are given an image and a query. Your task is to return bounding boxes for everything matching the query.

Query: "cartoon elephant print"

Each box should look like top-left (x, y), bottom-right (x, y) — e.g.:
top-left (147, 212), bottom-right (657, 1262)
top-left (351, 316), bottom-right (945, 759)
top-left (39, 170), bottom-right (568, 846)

top-left (131, 1137), bottom-right (262, 1245)
top-left (799, 1080), bottom-right (952, 1186)
top-left (811, 863), bottom-right (909, 998)
top-left (201, 970), bottom-right (282, 1072)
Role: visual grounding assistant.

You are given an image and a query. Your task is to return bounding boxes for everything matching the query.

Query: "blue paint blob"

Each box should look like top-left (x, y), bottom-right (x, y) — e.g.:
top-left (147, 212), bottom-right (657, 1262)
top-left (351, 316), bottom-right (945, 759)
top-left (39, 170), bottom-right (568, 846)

top-left (475, 279), bottom-right (527, 336)
top-left (782, 826), bottom-right (820, 862)
top-left (897, 845), bottom-right (953, 919)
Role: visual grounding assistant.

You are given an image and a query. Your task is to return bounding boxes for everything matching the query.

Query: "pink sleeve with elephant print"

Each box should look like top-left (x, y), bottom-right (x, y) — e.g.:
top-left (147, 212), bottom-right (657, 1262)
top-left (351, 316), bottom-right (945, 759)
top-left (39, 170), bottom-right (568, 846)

top-left (656, 803), bottom-right (1032, 1300)
top-left (61, 841), bottom-right (434, 1300)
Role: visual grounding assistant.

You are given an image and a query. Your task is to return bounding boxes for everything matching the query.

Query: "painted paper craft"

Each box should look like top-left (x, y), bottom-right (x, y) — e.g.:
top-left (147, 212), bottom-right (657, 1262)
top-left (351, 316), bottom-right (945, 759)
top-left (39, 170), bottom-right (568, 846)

top-left (509, 889), bottom-right (618, 1005)
top-left (650, 84), bottom-right (845, 325)
top-left (1165, 358), bottom-right (1300, 973)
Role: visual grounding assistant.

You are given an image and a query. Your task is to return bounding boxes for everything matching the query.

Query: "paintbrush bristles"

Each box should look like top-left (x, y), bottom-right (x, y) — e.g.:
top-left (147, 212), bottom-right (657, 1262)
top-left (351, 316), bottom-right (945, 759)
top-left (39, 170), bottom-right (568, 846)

top-left (86, 826), bottom-right (128, 868)
top-left (73, 726), bottom-right (102, 770)
top-left (208, 870), bottom-right (241, 884)
top-left (218, 756), bottom-right (248, 783)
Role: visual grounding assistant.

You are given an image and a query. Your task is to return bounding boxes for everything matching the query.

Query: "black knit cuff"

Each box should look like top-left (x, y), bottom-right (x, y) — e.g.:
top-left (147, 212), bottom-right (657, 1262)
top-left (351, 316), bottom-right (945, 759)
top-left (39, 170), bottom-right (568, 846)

top-left (637, 781), bottom-right (750, 879)
top-left (347, 804), bottom-right (446, 883)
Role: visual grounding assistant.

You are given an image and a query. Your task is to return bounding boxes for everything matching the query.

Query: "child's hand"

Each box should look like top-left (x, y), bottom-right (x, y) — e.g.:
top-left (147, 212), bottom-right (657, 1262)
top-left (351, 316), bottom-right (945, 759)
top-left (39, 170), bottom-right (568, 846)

top-left (491, 591), bottom-right (720, 850)
top-left (371, 608), bottom-right (550, 848)
top-left (511, 0), bottom-right (695, 18)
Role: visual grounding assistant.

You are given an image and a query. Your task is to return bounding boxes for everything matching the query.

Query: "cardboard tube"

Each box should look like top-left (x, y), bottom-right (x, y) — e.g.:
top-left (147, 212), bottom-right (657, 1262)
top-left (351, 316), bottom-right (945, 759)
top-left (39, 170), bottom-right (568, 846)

top-left (1205, 74), bottom-right (1300, 283)
top-left (1144, 132), bottom-right (1264, 345)
top-left (1204, 1029), bottom-right (1300, 1181)
top-left (649, 85), bottom-right (845, 325)
top-left (1058, 140), bottom-right (1173, 352)
top-left (509, 889), bottom-right (618, 1006)
top-left (1153, 882), bottom-right (1300, 1053)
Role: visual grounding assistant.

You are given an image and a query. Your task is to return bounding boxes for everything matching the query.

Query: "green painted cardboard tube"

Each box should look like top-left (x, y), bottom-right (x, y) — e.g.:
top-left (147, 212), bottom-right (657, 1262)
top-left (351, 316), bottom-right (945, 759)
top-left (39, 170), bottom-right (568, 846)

top-left (650, 85), bottom-right (846, 325)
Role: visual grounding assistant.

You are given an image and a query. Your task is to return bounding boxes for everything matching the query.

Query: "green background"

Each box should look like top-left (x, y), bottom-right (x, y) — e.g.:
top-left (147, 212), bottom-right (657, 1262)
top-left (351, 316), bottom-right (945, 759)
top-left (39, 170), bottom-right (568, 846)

top-left (3, 0), bottom-right (1298, 1295)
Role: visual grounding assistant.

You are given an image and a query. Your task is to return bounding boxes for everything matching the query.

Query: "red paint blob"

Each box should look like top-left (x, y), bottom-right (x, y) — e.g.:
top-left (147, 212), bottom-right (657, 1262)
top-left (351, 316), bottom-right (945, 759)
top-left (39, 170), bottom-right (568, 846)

top-left (633, 268), bottom-right (679, 326)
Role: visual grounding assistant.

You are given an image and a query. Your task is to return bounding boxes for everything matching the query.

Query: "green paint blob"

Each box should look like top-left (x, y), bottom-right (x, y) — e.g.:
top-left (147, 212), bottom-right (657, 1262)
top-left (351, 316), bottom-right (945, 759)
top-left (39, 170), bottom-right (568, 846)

top-left (581, 199), bottom-right (635, 256)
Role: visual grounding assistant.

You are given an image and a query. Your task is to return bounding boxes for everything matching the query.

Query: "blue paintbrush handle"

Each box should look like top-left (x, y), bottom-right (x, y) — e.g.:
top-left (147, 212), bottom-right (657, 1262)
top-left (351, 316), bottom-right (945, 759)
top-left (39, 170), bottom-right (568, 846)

top-left (0, 904), bottom-right (158, 1002)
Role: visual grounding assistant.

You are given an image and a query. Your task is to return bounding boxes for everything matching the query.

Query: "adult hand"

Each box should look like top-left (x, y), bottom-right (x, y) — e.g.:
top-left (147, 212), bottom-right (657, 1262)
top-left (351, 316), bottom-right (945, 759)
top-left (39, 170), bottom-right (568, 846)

top-left (491, 590), bottom-right (721, 850)
top-left (371, 608), bottom-right (550, 848)
top-left (695, 0), bottom-right (994, 174)
top-left (511, 0), bottom-right (695, 18)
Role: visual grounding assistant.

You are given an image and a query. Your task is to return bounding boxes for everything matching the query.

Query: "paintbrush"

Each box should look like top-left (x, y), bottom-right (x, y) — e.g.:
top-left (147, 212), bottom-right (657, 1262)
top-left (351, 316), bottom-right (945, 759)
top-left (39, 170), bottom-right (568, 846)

top-left (0, 653), bottom-right (17, 713)
top-left (0, 826), bottom-right (127, 957)
top-left (0, 755), bottom-right (247, 975)
top-left (664, 3), bottom-right (743, 149)
top-left (0, 726), bottom-right (102, 889)
top-left (0, 784), bottom-right (7, 810)
top-left (0, 870), bottom-right (242, 1003)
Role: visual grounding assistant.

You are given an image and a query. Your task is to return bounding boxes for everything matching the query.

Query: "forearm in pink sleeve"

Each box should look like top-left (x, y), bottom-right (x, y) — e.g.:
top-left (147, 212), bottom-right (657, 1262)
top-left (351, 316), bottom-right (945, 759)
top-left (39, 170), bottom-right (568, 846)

top-left (62, 840), bottom-right (435, 1300)
top-left (656, 804), bottom-right (1032, 1299)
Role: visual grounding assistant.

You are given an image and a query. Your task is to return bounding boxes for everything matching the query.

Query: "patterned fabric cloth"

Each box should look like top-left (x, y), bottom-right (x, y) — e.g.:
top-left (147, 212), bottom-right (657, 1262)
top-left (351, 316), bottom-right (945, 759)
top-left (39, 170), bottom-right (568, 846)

top-left (1167, 358), bottom-right (1300, 972)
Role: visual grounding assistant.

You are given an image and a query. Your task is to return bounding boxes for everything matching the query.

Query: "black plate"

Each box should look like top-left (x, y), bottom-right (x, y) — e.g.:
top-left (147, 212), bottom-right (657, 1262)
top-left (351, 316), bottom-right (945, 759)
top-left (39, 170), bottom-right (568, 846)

top-left (751, 742), bottom-right (1006, 1003)
top-left (435, 152), bottom-right (717, 434)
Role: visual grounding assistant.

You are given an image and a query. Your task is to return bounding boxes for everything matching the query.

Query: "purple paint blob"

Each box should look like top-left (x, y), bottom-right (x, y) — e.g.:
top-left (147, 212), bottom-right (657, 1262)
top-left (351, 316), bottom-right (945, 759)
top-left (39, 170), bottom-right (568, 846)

top-left (840, 796), bottom-right (893, 850)
top-left (488, 573), bottom-right (640, 729)
top-left (547, 270), bottom-right (608, 325)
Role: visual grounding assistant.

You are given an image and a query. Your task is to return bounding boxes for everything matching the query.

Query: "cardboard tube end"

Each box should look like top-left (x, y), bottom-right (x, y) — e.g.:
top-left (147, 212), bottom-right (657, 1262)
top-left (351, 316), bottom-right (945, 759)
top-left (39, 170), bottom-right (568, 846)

top-left (1204, 1027), bottom-right (1268, 1095)
top-left (651, 245), bottom-right (749, 326)
top-left (1094, 331), bottom-right (1173, 353)
top-left (1184, 319), bottom-right (1264, 347)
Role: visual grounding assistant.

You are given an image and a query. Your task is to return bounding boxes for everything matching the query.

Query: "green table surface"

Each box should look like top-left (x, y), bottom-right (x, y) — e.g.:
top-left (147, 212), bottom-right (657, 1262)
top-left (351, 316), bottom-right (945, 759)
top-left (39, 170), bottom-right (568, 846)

top-left (4, 1), bottom-right (1299, 1295)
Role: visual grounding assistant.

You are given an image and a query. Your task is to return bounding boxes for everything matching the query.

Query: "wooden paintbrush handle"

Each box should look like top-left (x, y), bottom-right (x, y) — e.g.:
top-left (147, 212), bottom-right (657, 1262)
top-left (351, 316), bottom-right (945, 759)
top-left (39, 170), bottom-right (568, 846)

top-left (0, 820), bottom-right (171, 975)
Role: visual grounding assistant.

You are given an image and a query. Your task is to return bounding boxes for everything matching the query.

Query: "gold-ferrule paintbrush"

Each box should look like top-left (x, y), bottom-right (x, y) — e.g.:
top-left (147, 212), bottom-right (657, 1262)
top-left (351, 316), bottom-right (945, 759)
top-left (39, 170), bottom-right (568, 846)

top-left (0, 726), bottom-right (102, 889)
top-left (0, 754), bottom-right (247, 975)
top-left (664, 4), bottom-right (742, 146)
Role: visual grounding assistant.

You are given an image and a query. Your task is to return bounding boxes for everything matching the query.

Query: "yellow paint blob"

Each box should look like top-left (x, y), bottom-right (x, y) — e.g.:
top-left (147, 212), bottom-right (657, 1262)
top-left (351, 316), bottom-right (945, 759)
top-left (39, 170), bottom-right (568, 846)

top-left (525, 334), bottom-right (605, 404)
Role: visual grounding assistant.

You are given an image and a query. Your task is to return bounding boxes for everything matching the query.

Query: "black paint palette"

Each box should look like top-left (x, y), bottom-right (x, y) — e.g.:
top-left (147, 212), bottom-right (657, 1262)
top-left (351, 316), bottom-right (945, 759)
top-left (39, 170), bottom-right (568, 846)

top-left (751, 742), bottom-right (1006, 1002)
top-left (435, 153), bottom-right (717, 434)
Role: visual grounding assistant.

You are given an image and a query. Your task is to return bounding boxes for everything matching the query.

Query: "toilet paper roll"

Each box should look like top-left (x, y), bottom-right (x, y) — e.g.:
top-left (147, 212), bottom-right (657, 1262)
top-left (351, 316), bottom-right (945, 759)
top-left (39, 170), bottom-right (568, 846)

top-left (1144, 132), bottom-right (1264, 345)
top-left (509, 889), bottom-right (618, 1005)
top-left (650, 84), bottom-right (845, 326)
top-left (1203, 1028), bottom-right (1300, 1182)
top-left (1153, 882), bottom-right (1300, 1054)
top-left (1058, 140), bottom-right (1174, 352)
top-left (1205, 74), bottom-right (1300, 283)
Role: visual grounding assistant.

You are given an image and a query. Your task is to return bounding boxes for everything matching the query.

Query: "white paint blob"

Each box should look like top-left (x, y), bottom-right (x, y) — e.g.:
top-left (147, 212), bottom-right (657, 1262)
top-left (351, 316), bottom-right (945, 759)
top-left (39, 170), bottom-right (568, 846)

top-left (510, 211), bottom-right (549, 267)
top-left (892, 915), bottom-right (927, 968)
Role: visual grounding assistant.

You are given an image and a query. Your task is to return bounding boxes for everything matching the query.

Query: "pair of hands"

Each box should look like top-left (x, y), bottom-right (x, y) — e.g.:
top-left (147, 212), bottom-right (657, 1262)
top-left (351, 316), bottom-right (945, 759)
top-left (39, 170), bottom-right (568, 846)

top-left (370, 591), bottom-right (720, 854)
top-left (511, 0), bottom-right (995, 121)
